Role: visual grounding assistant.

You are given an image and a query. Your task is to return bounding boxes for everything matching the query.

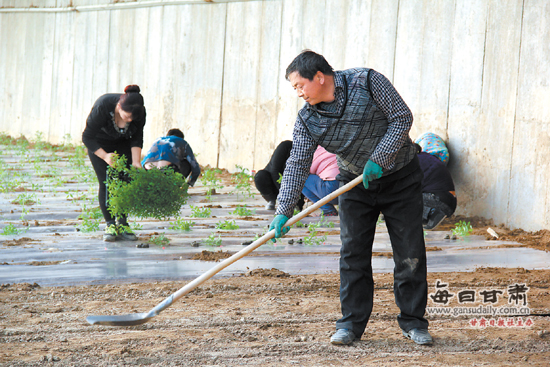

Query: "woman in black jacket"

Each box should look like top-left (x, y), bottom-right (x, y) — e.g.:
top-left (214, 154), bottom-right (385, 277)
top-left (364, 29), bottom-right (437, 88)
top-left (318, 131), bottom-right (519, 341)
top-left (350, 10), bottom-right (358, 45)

top-left (82, 85), bottom-right (146, 242)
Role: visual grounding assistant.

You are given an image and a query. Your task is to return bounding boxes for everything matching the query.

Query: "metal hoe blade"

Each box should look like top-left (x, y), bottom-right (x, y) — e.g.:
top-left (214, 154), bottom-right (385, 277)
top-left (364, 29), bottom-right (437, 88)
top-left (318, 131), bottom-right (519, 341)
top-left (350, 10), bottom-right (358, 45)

top-left (86, 313), bottom-right (153, 326)
top-left (86, 175), bottom-right (363, 326)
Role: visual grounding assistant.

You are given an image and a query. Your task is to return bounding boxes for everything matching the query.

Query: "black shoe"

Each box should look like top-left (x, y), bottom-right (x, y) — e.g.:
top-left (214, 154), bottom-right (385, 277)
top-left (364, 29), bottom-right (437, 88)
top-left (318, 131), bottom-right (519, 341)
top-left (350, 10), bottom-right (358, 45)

top-left (423, 209), bottom-right (446, 230)
top-left (265, 201), bottom-right (276, 210)
top-left (402, 328), bottom-right (433, 345)
top-left (117, 225), bottom-right (138, 241)
top-left (330, 329), bottom-right (356, 345)
top-left (103, 224), bottom-right (118, 242)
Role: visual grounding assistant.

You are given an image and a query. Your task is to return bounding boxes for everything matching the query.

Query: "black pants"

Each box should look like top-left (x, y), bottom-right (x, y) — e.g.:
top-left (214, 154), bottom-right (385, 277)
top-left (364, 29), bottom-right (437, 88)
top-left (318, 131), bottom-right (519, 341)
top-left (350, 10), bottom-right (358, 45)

top-left (88, 143), bottom-right (132, 225)
top-left (169, 160), bottom-right (192, 179)
top-left (336, 161), bottom-right (428, 336)
top-left (254, 141), bottom-right (293, 202)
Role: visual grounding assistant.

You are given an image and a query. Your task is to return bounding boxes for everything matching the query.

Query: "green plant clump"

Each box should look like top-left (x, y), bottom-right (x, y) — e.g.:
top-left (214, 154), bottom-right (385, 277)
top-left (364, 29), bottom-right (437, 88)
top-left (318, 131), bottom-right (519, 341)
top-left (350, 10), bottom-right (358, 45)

top-left (229, 205), bottom-right (256, 217)
top-left (107, 154), bottom-right (189, 220)
top-left (1, 223), bottom-right (25, 236)
top-left (149, 233), bottom-right (170, 246)
top-left (452, 220), bottom-right (473, 238)
top-left (292, 208), bottom-right (305, 228)
top-left (304, 221), bottom-right (328, 246)
top-left (77, 204), bottom-right (103, 233)
top-left (201, 168), bottom-right (224, 201)
top-left (203, 233), bottom-right (222, 247)
top-left (170, 217), bottom-right (195, 231)
top-left (231, 165), bottom-right (255, 199)
top-left (190, 206), bottom-right (212, 218)
top-left (215, 220), bottom-right (239, 230)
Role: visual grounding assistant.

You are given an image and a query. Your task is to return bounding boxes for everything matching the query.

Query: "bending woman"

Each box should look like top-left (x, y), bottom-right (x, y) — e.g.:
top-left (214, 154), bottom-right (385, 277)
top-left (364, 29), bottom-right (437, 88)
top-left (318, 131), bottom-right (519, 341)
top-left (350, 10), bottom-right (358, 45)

top-left (82, 85), bottom-right (146, 242)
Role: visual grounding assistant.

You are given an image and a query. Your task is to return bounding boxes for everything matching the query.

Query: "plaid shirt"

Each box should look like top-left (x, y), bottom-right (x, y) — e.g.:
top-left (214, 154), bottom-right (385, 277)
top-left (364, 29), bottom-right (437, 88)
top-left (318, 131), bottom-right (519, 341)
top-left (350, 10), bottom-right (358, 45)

top-left (276, 68), bottom-right (416, 218)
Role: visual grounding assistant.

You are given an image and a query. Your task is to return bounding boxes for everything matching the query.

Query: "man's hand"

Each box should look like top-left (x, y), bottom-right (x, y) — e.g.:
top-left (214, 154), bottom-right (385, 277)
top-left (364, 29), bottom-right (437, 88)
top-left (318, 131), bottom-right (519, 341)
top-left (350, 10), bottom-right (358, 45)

top-left (269, 214), bottom-right (290, 240)
top-left (362, 160), bottom-right (383, 189)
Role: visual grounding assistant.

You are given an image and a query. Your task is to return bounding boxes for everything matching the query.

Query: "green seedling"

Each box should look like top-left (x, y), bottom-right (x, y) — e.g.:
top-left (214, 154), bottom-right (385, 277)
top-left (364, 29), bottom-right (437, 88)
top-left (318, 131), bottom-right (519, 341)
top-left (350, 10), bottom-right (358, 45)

top-left (1, 223), bottom-right (25, 236)
top-left (231, 165), bottom-right (255, 200)
top-left (203, 233), bottom-right (222, 247)
top-left (12, 193), bottom-right (39, 206)
top-left (215, 220), bottom-right (239, 230)
top-left (200, 167), bottom-right (224, 201)
top-left (190, 206), bottom-right (211, 218)
top-left (77, 204), bottom-right (102, 233)
top-left (292, 208), bottom-right (305, 228)
top-left (0, 132), bottom-right (13, 145)
top-left (303, 221), bottom-right (328, 246)
top-left (19, 207), bottom-right (30, 222)
top-left (229, 205), bottom-right (256, 217)
top-left (452, 220), bottom-right (473, 238)
top-left (317, 213), bottom-right (335, 228)
top-left (130, 222), bottom-right (143, 231)
top-left (32, 131), bottom-right (49, 151)
top-left (149, 233), bottom-right (170, 246)
top-left (170, 217), bottom-right (195, 231)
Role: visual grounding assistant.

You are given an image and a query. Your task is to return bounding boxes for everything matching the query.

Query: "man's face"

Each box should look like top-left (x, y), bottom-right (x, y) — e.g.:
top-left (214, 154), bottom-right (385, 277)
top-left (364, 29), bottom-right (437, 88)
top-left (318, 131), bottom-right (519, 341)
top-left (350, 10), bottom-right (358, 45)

top-left (289, 71), bottom-right (324, 105)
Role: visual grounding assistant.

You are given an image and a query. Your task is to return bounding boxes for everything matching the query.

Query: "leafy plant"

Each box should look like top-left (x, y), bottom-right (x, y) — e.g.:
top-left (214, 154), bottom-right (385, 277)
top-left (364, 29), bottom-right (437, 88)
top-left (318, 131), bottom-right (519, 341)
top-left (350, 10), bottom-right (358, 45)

top-left (1, 223), bottom-right (25, 236)
top-left (170, 217), bottom-right (195, 231)
top-left (317, 213), bottom-right (335, 228)
top-left (292, 208), bottom-right (305, 228)
top-left (190, 206), bottom-right (211, 218)
top-left (452, 220), bottom-right (473, 238)
top-left (203, 233), bottom-right (222, 247)
top-left (130, 222), bottom-right (144, 231)
top-left (304, 221), bottom-right (328, 246)
top-left (215, 220), bottom-right (239, 230)
top-left (200, 168), bottom-right (224, 201)
top-left (231, 165), bottom-right (255, 200)
top-left (229, 205), bottom-right (256, 217)
top-left (77, 204), bottom-right (103, 233)
top-left (107, 154), bottom-right (189, 220)
top-left (149, 233), bottom-right (170, 246)
top-left (12, 193), bottom-right (39, 206)
top-left (0, 132), bottom-right (13, 145)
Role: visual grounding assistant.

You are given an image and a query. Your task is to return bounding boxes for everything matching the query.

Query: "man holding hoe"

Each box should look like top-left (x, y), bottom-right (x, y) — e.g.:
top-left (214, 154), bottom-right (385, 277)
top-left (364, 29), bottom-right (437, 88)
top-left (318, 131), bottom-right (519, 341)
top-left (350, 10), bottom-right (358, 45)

top-left (269, 50), bottom-right (431, 345)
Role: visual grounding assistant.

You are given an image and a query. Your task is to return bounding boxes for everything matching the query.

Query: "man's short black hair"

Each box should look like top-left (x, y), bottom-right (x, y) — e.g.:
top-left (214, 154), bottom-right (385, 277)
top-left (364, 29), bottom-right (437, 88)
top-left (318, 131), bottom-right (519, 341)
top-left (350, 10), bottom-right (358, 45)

top-left (167, 128), bottom-right (184, 139)
top-left (285, 50), bottom-right (334, 81)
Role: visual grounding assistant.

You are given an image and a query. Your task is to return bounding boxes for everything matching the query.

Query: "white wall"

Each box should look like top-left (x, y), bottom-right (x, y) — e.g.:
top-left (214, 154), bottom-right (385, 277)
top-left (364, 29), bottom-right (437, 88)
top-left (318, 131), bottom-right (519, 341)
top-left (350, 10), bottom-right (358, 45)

top-left (1, 0), bottom-right (549, 231)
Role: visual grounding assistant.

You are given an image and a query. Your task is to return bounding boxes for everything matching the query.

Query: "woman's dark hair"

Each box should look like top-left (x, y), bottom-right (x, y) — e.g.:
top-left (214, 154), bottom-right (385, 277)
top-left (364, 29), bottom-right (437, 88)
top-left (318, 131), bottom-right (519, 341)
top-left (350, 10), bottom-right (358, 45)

top-left (118, 85), bottom-right (145, 119)
top-left (285, 50), bottom-right (334, 81)
top-left (167, 128), bottom-right (184, 139)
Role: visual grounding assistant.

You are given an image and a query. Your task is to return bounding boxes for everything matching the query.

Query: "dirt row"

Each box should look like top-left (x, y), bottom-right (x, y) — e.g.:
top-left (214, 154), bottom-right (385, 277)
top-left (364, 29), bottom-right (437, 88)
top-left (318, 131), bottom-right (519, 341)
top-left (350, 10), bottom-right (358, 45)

top-left (1, 268), bottom-right (549, 366)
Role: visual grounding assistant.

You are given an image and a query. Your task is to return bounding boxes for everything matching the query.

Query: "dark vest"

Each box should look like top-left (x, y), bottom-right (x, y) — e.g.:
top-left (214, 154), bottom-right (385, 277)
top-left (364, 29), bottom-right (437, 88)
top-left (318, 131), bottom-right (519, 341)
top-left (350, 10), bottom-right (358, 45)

top-left (296, 68), bottom-right (416, 176)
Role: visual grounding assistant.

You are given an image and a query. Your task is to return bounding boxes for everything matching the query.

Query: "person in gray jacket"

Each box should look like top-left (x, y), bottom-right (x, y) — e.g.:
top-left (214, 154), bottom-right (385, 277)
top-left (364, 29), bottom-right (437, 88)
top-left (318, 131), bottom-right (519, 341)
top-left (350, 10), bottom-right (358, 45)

top-left (269, 50), bottom-right (431, 346)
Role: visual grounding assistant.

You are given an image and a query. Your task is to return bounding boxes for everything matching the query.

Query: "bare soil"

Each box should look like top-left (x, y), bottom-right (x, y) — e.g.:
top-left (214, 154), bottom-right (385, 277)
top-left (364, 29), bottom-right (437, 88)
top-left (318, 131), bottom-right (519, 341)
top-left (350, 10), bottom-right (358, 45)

top-left (1, 150), bottom-right (550, 366)
top-left (1, 260), bottom-right (549, 366)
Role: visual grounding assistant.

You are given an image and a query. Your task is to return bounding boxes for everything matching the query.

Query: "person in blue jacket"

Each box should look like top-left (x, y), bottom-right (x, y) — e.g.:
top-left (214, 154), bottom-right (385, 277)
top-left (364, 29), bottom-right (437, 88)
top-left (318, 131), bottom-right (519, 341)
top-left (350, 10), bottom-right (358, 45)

top-left (141, 128), bottom-right (201, 187)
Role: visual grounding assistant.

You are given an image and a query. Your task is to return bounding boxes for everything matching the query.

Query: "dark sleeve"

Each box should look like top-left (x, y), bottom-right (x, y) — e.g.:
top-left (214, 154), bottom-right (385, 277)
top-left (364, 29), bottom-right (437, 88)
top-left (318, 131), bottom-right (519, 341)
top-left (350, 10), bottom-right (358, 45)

top-left (129, 107), bottom-right (146, 149)
top-left (177, 139), bottom-right (201, 187)
top-left (185, 144), bottom-right (201, 187)
top-left (82, 96), bottom-right (110, 153)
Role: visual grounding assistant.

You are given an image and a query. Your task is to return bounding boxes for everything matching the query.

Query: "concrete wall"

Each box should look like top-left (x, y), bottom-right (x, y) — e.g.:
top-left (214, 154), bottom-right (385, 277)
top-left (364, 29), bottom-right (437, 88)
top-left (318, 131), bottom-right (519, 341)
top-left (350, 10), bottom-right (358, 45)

top-left (1, 0), bottom-right (549, 231)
